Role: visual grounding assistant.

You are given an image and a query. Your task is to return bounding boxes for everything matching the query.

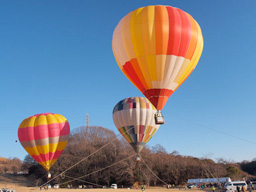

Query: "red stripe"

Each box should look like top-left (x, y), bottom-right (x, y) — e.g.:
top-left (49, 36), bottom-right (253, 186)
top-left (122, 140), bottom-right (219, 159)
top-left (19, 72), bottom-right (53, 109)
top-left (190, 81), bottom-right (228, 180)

top-left (177, 9), bottom-right (191, 57)
top-left (123, 60), bottom-right (145, 91)
top-left (144, 89), bottom-right (173, 97)
top-left (31, 150), bottom-right (64, 163)
top-left (166, 7), bottom-right (181, 56)
top-left (143, 89), bottom-right (174, 110)
top-left (18, 122), bottom-right (70, 142)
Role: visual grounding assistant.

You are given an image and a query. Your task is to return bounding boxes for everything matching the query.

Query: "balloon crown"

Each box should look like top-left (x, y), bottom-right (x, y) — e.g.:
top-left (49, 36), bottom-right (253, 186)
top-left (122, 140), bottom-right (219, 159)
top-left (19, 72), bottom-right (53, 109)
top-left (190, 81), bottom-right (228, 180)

top-left (30, 113), bottom-right (55, 118)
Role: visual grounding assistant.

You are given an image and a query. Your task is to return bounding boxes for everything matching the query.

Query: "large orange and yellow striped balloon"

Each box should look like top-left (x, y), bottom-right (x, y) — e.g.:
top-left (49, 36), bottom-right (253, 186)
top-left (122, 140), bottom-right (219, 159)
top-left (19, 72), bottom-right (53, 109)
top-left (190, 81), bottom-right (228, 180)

top-left (18, 113), bottom-right (70, 171)
top-left (112, 5), bottom-right (203, 110)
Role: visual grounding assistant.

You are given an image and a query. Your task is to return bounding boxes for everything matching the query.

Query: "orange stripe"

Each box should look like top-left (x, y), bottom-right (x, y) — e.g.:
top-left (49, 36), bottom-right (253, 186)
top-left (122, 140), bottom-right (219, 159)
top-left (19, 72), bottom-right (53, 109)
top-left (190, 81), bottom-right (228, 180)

top-left (155, 6), bottom-right (169, 55)
top-left (185, 13), bottom-right (198, 60)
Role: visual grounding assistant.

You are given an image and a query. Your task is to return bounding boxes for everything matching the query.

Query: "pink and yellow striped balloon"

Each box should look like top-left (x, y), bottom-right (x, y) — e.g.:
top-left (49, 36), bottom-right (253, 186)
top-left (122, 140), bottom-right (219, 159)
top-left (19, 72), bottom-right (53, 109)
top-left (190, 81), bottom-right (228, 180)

top-left (18, 113), bottom-right (70, 171)
top-left (112, 5), bottom-right (203, 110)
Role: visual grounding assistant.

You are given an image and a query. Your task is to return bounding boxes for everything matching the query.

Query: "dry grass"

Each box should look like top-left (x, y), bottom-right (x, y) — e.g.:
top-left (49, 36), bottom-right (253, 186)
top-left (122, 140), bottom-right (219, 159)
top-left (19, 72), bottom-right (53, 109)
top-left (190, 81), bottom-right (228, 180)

top-left (0, 174), bottom-right (217, 192)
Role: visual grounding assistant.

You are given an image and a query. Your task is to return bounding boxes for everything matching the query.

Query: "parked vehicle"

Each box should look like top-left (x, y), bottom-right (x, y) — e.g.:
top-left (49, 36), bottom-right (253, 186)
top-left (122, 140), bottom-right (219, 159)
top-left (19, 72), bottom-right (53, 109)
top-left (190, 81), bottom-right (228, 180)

top-left (187, 184), bottom-right (197, 189)
top-left (224, 181), bottom-right (247, 191)
top-left (111, 184), bottom-right (117, 189)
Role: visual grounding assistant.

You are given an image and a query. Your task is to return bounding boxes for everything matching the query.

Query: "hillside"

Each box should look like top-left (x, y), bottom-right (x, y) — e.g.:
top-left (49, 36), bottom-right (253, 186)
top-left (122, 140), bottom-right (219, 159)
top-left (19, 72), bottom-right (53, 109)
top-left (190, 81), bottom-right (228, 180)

top-left (0, 157), bottom-right (23, 174)
top-left (0, 173), bottom-right (36, 191)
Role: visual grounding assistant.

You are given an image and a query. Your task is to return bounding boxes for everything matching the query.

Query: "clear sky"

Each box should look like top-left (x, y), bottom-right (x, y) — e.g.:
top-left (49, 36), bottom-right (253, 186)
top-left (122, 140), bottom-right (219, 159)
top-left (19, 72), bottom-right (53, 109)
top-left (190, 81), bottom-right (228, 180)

top-left (0, 0), bottom-right (255, 163)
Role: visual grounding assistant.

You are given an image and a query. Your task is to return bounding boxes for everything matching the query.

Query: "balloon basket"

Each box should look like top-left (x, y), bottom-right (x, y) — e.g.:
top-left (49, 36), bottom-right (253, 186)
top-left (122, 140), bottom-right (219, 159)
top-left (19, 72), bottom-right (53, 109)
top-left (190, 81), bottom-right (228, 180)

top-left (136, 156), bottom-right (141, 162)
top-left (155, 111), bottom-right (165, 124)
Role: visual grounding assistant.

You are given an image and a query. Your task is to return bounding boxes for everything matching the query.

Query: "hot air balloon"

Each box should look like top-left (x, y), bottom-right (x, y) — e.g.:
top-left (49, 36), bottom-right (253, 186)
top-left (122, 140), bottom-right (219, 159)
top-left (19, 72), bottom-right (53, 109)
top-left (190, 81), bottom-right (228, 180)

top-left (113, 97), bottom-right (160, 153)
top-left (18, 113), bottom-right (70, 171)
top-left (112, 5), bottom-right (203, 115)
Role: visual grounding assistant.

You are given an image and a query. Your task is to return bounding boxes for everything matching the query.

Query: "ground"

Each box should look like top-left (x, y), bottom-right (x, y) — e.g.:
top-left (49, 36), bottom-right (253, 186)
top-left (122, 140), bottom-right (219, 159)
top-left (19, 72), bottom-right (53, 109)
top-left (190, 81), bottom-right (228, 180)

top-left (0, 174), bottom-right (251, 192)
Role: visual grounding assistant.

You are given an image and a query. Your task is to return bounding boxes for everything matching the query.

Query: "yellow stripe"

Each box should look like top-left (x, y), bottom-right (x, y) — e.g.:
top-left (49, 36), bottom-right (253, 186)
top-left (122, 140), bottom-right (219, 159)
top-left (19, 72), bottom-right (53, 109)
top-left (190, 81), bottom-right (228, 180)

top-left (130, 8), bottom-right (153, 89)
top-left (39, 159), bottom-right (57, 171)
top-left (54, 114), bottom-right (68, 124)
top-left (142, 6), bottom-right (155, 56)
top-left (130, 7), bottom-right (144, 57)
top-left (145, 128), bottom-right (157, 143)
top-left (146, 55), bottom-right (157, 81)
top-left (156, 55), bottom-right (167, 81)
top-left (25, 141), bottom-right (68, 156)
top-left (19, 114), bottom-right (68, 128)
top-left (144, 126), bottom-right (152, 135)
top-left (19, 116), bottom-right (36, 128)
top-left (142, 6), bottom-right (157, 82)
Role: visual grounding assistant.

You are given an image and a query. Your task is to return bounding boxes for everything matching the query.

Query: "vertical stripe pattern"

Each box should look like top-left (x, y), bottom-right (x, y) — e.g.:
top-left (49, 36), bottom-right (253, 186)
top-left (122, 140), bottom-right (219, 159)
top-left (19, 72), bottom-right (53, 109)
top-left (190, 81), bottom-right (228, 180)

top-left (18, 113), bottom-right (70, 171)
top-left (113, 97), bottom-right (160, 153)
top-left (112, 5), bottom-right (203, 110)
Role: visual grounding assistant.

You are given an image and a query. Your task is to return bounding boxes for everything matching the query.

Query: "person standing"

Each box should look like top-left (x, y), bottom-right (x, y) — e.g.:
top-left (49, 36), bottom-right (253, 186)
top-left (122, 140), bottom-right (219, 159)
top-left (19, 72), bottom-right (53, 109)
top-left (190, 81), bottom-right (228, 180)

top-left (141, 185), bottom-right (145, 192)
top-left (211, 185), bottom-right (215, 192)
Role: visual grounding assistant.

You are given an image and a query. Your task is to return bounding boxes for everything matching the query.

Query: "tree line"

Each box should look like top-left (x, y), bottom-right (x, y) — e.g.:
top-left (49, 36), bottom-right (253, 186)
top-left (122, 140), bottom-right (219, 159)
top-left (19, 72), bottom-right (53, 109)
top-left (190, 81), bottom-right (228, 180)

top-left (4, 126), bottom-right (256, 187)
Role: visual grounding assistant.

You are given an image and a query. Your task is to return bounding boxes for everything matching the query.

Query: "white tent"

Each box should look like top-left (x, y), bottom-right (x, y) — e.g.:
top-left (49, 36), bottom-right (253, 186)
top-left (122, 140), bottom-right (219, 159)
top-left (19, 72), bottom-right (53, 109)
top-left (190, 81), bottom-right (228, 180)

top-left (187, 177), bottom-right (231, 184)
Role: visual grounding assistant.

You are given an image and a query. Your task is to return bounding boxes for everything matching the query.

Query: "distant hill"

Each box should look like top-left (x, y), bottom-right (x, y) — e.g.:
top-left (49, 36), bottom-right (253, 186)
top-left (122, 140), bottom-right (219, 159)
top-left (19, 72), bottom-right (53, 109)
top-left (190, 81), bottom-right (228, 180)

top-left (0, 157), bottom-right (8, 162)
top-left (0, 157), bottom-right (23, 174)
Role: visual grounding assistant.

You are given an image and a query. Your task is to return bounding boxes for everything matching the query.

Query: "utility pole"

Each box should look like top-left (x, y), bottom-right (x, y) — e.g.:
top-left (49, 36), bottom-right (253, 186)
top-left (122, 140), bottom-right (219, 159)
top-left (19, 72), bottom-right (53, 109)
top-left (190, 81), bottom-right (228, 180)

top-left (86, 112), bottom-right (89, 132)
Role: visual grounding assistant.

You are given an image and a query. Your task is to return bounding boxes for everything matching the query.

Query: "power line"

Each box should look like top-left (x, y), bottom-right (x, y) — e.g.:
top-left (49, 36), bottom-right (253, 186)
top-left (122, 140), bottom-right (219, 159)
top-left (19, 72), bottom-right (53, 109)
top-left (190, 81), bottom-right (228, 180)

top-left (175, 116), bottom-right (256, 145)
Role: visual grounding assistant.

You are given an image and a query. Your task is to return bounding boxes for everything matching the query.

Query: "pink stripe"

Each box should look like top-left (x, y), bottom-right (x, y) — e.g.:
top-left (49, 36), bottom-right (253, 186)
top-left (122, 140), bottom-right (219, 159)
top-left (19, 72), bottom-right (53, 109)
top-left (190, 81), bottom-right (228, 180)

top-left (139, 134), bottom-right (144, 142)
top-left (18, 122), bottom-right (70, 142)
top-left (31, 150), bottom-right (64, 163)
top-left (139, 125), bottom-right (145, 134)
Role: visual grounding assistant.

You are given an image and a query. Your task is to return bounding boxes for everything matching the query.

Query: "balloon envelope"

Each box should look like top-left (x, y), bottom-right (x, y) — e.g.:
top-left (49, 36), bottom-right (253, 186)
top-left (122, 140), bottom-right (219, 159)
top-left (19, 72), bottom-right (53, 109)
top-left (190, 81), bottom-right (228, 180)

top-left (113, 97), bottom-right (160, 153)
top-left (18, 113), bottom-right (70, 171)
top-left (112, 5), bottom-right (203, 110)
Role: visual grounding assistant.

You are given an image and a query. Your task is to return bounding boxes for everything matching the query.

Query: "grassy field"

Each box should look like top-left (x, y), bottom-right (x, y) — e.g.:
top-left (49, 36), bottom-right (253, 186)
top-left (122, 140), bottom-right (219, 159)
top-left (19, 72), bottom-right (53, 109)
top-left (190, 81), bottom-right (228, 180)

top-left (0, 174), bottom-right (247, 192)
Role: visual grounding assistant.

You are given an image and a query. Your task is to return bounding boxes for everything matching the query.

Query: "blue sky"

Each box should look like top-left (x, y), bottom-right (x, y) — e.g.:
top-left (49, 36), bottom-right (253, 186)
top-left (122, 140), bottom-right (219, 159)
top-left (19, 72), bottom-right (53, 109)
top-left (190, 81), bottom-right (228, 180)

top-left (0, 0), bottom-right (255, 163)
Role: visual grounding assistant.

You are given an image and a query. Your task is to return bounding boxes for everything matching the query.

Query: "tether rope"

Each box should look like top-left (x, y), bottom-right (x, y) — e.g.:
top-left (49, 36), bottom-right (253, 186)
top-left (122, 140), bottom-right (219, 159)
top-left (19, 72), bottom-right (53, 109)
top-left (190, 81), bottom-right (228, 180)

top-left (40, 125), bottom-right (136, 187)
top-left (58, 153), bottom-right (136, 186)
top-left (139, 154), bottom-right (168, 186)
top-left (65, 175), bottom-right (105, 188)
